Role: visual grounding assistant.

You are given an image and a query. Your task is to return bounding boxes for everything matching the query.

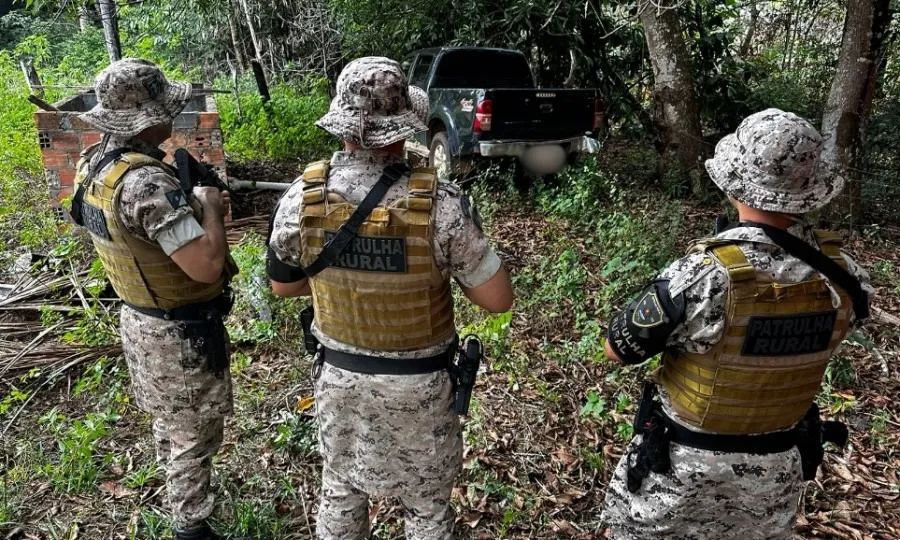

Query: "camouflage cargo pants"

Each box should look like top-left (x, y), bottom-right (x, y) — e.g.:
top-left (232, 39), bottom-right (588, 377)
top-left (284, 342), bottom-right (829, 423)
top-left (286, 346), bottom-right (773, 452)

top-left (602, 435), bottom-right (804, 540)
top-left (314, 364), bottom-right (463, 540)
top-left (153, 416), bottom-right (224, 530)
top-left (121, 306), bottom-right (234, 530)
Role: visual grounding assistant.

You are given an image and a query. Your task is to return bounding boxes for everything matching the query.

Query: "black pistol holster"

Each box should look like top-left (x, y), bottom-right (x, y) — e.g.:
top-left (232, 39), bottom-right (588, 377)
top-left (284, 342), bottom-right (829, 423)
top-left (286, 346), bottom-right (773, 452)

top-left (450, 335), bottom-right (482, 416)
top-left (178, 310), bottom-right (229, 378)
top-left (300, 305), bottom-right (319, 355)
top-left (175, 291), bottom-right (234, 379)
top-left (626, 382), bottom-right (673, 493)
top-left (795, 403), bottom-right (849, 480)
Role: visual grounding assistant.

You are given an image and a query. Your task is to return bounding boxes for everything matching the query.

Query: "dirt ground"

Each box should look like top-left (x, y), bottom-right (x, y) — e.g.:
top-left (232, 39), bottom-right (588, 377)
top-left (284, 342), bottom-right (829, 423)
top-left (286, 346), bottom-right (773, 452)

top-left (1, 176), bottom-right (898, 540)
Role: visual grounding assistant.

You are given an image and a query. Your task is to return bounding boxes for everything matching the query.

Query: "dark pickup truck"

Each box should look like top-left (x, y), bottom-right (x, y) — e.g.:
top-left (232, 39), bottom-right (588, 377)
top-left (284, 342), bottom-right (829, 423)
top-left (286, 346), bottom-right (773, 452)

top-left (403, 47), bottom-right (603, 180)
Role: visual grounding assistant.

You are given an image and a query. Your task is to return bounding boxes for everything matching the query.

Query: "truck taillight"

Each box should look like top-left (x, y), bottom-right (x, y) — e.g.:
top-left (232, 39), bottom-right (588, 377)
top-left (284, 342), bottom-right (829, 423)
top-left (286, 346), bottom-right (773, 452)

top-left (474, 99), bottom-right (492, 133)
top-left (593, 98), bottom-right (604, 131)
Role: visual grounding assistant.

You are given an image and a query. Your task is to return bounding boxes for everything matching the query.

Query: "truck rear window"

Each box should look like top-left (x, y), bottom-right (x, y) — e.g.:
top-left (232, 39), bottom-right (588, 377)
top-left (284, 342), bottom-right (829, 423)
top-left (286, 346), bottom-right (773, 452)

top-left (431, 50), bottom-right (534, 89)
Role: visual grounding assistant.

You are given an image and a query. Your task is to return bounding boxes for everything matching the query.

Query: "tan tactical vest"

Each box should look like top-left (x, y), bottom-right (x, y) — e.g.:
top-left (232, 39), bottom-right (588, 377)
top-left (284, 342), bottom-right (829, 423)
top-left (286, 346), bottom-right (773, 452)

top-left (298, 161), bottom-right (455, 351)
top-left (75, 149), bottom-right (226, 309)
top-left (659, 231), bottom-right (852, 435)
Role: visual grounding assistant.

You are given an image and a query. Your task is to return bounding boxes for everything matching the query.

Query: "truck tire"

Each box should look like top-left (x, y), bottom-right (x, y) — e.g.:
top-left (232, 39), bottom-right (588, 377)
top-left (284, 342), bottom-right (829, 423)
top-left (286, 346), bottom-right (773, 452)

top-left (429, 132), bottom-right (453, 181)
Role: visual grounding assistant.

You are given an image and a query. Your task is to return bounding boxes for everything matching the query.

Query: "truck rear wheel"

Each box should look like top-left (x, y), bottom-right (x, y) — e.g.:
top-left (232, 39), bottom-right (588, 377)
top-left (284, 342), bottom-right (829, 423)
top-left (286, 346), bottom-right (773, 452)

top-left (429, 132), bottom-right (453, 181)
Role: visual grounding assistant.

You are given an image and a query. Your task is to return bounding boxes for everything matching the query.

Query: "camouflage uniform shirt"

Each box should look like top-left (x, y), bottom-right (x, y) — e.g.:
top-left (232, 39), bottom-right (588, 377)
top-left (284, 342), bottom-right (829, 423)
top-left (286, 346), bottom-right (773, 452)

top-left (602, 223), bottom-right (873, 540)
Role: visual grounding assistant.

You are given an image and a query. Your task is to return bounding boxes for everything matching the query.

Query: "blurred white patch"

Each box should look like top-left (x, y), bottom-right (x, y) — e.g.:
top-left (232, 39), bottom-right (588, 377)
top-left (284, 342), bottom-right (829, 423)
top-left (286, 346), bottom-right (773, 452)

top-left (520, 144), bottom-right (567, 176)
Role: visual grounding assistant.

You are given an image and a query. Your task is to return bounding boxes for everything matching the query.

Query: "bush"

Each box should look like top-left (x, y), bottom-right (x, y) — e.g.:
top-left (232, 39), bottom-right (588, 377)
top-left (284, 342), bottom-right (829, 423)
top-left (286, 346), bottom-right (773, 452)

top-left (0, 51), bottom-right (60, 265)
top-left (217, 76), bottom-right (338, 163)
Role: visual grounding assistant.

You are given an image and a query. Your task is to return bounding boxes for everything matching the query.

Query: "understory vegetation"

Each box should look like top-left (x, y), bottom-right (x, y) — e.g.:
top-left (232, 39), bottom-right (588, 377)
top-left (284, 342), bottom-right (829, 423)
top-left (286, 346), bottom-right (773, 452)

top-left (2, 0), bottom-right (900, 538)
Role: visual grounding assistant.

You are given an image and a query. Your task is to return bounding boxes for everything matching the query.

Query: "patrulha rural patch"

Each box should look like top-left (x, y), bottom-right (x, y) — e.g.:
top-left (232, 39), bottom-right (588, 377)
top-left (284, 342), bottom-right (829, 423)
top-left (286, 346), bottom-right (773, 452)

top-left (742, 311), bottom-right (837, 356)
top-left (325, 231), bottom-right (407, 272)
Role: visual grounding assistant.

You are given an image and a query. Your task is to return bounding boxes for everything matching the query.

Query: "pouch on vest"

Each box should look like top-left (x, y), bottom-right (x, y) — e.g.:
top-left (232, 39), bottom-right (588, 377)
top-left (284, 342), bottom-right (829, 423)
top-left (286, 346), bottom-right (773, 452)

top-left (298, 160), bottom-right (455, 351)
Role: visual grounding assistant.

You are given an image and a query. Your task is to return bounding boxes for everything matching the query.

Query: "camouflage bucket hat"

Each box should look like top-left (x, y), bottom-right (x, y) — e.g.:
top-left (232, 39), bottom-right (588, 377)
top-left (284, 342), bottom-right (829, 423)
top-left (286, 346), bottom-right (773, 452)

top-left (316, 57), bottom-right (426, 148)
top-left (79, 58), bottom-right (192, 138)
top-left (409, 85), bottom-right (429, 124)
top-left (705, 108), bottom-right (844, 214)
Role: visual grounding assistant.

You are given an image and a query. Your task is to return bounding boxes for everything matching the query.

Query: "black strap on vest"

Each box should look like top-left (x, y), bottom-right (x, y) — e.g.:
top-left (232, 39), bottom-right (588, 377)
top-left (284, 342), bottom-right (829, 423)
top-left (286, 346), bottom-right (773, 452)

top-left (737, 221), bottom-right (869, 321)
top-left (71, 148), bottom-right (132, 226)
top-left (301, 163), bottom-right (410, 279)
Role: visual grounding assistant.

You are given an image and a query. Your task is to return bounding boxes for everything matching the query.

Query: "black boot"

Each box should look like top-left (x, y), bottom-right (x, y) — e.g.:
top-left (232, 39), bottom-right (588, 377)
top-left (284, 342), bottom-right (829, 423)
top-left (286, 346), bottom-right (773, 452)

top-left (174, 524), bottom-right (220, 540)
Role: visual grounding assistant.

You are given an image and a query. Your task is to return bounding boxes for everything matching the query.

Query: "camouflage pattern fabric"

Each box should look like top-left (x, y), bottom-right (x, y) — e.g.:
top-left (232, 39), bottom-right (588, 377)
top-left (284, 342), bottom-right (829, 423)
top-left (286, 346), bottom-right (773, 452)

top-left (316, 57), bottom-right (427, 148)
top-left (120, 305), bottom-right (233, 419)
top-left (80, 58), bottom-right (192, 138)
top-left (409, 86), bottom-right (429, 123)
top-left (152, 416), bottom-right (225, 531)
top-left (603, 437), bottom-right (804, 540)
top-left (314, 364), bottom-right (462, 540)
top-left (705, 108), bottom-right (844, 214)
top-left (602, 224), bottom-right (873, 537)
top-left (269, 150), bottom-right (501, 360)
top-left (91, 136), bottom-right (205, 253)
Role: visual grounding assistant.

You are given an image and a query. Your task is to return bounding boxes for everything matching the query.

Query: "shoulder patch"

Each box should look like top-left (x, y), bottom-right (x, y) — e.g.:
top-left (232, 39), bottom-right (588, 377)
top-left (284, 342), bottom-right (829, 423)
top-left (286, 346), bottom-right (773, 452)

top-left (632, 290), bottom-right (665, 328)
top-left (165, 189), bottom-right (188, 209)
top-left (460, 194), bottom-right (483, 232)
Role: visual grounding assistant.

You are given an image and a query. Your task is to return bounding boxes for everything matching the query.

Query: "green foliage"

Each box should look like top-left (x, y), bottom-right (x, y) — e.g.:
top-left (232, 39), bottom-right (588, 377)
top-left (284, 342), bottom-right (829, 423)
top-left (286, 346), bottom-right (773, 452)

top-left (37, 409), bottom-right (118, 493)
top-left (217, 76), bottom-right (337, 162)
top-left (227, 233), bottom-right (308, 344)
top-left (212, 498), bottom-right (290, 540)
top-left (459, 310), bottom-right (512, 360)
top-left (580, 391), bottom-right (607, 419)
top-left (124, 462), bottom-right (159, 489)
top-left (271, 412), bottom-right (318, 457)
top-left (0, 388), bottom-right (29, 417)
top-left (594, 203), bottom-right (682, 308)
top-left (0, 51), bottom-right (56, 260)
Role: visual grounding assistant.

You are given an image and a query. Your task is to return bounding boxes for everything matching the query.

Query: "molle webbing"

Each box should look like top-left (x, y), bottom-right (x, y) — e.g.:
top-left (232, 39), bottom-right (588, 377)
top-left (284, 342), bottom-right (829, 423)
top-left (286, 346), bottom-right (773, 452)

top-left (298, 161), bottom-right (455, 351)
top-left (660, 234), bottom-right (852, 435)
top-left (79, 153), bottom-right (224, 309)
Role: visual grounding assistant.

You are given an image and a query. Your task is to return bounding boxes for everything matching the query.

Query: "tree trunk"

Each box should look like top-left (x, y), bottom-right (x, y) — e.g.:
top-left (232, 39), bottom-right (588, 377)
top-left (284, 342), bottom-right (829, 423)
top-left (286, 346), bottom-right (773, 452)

top-left (78, 3), bottom-right (96, 32)
top-left (739, 3), bottom-right (759, 57)
top-left (639, 0), bottom-right (707, 196)
top-left (226, 4), bottom-right (247, 72)
top-left (237, 0), bottom-right (264, 66)
top-left (96, 0), bottom-right (122, 62)
top-left (821, 0), bottom-right (893, 225)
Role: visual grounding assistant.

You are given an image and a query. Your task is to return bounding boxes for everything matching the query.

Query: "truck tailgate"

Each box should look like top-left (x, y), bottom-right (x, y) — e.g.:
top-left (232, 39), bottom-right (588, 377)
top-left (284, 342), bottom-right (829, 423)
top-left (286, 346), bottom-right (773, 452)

top-left (488, 89), bottom-right (596, 140)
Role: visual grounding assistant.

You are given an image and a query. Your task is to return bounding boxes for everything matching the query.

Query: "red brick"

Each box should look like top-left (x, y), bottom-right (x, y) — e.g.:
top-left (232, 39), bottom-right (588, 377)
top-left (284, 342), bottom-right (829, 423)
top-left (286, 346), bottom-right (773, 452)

top-left (81, 131), bottom-right (102, 147)
top-left (57, 187), bottom-right (74, 200)
top-left (198, 112), bottom-right (220, 129)
top-left (201, 148), bottom-right (225, 165)
top-left (69, 114), bottom-right (92, 130)
top-left (35, 112), bottom-right (60, 130)
top-left (52, 131), bottom-right (80, 151)
top-left (165, 131), bottom-right (191, 148)
top-left (59, 169), bottom-right (76, 187)
top-left (42, 150), bottom-right (70, 170)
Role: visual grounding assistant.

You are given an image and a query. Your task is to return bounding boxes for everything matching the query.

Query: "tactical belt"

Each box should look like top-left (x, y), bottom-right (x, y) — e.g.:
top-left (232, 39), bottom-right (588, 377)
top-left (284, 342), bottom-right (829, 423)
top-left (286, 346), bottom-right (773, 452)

top-left (319, 344), bottom-right (453, 375)
top-left (626, 382), bottom-right (848, 493)
top-left (664, 412), bottom-right (798, 455)
top-left (123, 289), bottom-right (234, 321)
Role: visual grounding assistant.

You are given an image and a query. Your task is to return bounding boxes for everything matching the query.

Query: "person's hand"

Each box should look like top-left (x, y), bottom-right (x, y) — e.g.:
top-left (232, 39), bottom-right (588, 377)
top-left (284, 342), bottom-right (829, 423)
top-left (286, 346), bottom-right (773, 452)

top-left (221, 190), bottom-right (231, 216)
top-left (192, 186), bottom-right (223, 213)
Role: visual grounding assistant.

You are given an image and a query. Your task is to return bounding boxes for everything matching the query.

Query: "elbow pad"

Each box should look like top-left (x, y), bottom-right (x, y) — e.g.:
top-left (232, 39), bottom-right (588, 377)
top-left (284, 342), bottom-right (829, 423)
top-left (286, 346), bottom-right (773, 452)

top-left (607, 280), bottom-right (686, 365)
